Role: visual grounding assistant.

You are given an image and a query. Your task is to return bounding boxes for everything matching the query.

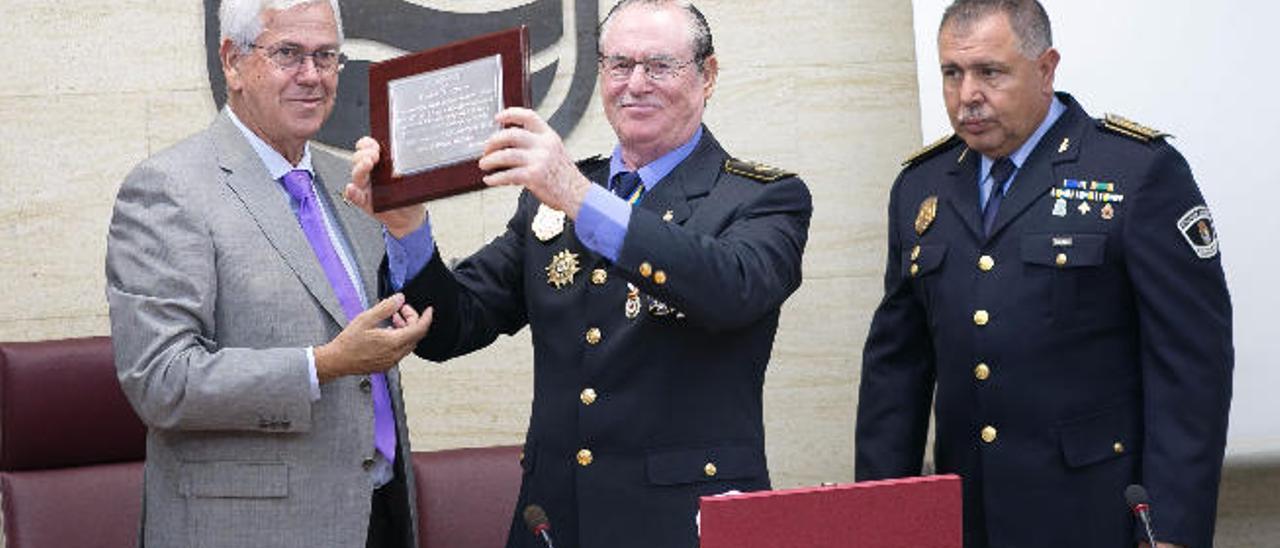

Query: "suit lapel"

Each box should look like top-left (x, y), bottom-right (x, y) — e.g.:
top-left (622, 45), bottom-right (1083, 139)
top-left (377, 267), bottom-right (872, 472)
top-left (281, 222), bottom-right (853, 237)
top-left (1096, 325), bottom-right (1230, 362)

top-left (211, 113), bottom-right (349, 326)
top-left (636, 128), bottom-right (723, 224)
top-left (945, 145), bottom-right (984, 239)
top-left (987, 99), bottom-right (1086, 238)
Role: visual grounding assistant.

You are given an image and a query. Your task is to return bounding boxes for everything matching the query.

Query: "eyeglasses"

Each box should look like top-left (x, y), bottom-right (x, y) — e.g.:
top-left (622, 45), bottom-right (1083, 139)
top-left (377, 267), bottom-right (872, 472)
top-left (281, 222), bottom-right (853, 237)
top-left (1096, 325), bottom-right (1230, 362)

top-left (598, 55), bottom-right (697, 82)
top-left (251, 43), bottom-right (347, 74)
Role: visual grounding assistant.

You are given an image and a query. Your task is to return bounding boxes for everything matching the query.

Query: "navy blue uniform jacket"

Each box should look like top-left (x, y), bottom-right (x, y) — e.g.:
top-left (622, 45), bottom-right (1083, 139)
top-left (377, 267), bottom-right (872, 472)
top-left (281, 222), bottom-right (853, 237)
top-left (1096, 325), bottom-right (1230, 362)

top-left (855, 93), bottom-right (1232, 547)
top-left (396, 129), bottom-right (811, 548)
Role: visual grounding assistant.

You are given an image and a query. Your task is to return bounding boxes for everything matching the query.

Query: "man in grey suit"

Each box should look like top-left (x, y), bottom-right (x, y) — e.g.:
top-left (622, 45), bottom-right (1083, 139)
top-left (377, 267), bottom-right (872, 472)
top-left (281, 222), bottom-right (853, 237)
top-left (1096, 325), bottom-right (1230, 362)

top-left (106, 1), bottom-right (431, 546)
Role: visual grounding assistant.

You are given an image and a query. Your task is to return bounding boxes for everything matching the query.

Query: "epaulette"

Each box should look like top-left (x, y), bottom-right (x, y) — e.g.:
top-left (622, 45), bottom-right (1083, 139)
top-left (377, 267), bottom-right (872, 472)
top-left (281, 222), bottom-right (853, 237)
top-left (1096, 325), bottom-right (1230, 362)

top-left (575, 154), bottom-right (608, 168)
top-left (1101, 113), bottom-right (1170, 142)
top-left (902, 134), bottom-right (962, 167)
top-left (724, 158), bottom-right (794, 183)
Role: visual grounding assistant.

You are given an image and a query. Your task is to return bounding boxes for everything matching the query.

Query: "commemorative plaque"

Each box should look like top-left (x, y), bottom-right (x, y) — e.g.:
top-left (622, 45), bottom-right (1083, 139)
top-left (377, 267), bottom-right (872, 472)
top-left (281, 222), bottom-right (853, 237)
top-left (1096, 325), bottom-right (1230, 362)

top-left (369, 26), bottom-right (531, 211)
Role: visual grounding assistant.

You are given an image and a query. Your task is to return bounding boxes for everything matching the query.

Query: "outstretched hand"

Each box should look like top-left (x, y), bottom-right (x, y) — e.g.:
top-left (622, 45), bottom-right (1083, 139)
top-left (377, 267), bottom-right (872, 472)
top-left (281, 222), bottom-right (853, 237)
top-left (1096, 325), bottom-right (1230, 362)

top-left (314, 293), bottom-right (432, 383)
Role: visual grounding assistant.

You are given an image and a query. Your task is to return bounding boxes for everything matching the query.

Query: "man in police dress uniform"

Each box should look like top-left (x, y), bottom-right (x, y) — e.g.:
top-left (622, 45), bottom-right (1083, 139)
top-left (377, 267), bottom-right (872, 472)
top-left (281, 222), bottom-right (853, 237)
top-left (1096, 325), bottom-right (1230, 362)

top-left (854, 1), bottom-right (1233, 547)
top-left (344, 1), bottom-right (811, 547)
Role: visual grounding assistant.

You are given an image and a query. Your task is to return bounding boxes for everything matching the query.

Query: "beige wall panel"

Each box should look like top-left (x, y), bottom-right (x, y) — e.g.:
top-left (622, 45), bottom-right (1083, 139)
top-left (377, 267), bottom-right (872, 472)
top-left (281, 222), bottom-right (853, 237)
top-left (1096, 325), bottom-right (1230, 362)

top-left (0, 93), bottom-right (149, 341)
top-left (0, 1), bottom-right (206, 98)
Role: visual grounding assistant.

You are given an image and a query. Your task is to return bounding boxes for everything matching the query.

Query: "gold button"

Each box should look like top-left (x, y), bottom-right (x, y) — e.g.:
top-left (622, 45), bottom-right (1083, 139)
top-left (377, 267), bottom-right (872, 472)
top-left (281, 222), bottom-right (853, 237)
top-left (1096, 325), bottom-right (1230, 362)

top-left (1113, 442), bottom-right (1126, 454)
top-left (910, 245), bottom-right (921, 261)
top-left (577, 449), bottom-right (594, 467)
top-left (591, 269), bottom-right (607, 285)
top-left (910, 263), bottom-right (920, 277)
top-left (704, 462), bottom-right (718, 477)
top-left (974, 310), bottom-right (989, 326)
top-left (1056, 253), bottom-right (1068, 267)
top-left (981, 426), bottom-right (998, 443)
top-left (580, 388), bottom-right (598, 406)
top-left (585, 328), bottom-right (602, 345)
top-left (654, 270), bottom-right (667, 285)
top-left (639, 262), bottom-right (653, 278)
top-left (974, 363), bottom-right (991, 381)
top-left (978, 255), bottom-right (995, 272)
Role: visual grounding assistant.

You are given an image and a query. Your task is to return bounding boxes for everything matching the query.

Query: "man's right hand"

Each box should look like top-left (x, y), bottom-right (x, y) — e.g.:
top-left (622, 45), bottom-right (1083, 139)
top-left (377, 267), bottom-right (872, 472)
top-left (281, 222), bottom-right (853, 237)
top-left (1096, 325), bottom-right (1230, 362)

top-left (314, 293), bottom-right (432, 383)
top-left (346, 136), bottom-right (428, 238)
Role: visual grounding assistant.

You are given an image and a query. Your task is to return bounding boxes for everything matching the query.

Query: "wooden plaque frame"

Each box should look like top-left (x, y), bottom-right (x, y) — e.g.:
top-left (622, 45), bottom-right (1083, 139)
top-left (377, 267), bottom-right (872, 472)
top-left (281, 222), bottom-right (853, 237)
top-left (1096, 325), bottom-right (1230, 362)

top-left (368, 26), bottom-right (530, 211)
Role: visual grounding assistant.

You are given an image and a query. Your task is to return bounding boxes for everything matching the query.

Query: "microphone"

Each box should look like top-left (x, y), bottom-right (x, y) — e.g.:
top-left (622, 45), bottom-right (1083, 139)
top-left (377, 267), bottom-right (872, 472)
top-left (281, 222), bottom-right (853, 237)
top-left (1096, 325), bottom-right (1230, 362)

top-left (1125, 484), bottom-right (1159, 546)
top-left (523, 504), bottom-right (556, 548)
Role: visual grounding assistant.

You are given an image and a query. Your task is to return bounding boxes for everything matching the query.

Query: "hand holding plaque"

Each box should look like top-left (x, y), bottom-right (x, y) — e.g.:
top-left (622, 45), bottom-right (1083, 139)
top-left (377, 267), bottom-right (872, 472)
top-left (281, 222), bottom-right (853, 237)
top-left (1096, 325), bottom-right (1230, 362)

top-left (368, 26), bottom-right (531, 212)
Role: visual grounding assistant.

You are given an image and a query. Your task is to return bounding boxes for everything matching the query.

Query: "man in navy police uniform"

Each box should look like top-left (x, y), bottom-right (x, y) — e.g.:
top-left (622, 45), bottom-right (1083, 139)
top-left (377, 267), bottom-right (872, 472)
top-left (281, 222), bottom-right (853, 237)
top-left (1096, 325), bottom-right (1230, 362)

top-left (854, 1), bottom-right (1233, 547)
top-left (344, 1), bottom-right (811, 547)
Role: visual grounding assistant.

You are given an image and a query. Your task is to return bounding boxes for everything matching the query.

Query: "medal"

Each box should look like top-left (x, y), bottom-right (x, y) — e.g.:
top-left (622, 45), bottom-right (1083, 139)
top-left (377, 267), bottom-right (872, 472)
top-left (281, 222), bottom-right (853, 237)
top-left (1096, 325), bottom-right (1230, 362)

top-left (915, 196), bottom-right (938, 236)
top-left (625, 283), bottom-right (641, 319)
top-left (545, 250), bottom-right (580, 289)
top-left (532, 204), bottom-right (566, 242)
top-left (1101, 203), bottom-right (1115, 220)
top-left (1053, 198), bottom-right (1068, 217)
top-left (1077, 201), bottom-right (1092, 216)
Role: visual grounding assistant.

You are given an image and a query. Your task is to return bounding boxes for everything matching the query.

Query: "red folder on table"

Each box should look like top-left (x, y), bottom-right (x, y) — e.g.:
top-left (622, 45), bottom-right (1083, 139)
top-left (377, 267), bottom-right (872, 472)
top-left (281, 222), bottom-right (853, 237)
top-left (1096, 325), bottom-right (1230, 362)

top-left (699, 474), bottom-right (962, 548)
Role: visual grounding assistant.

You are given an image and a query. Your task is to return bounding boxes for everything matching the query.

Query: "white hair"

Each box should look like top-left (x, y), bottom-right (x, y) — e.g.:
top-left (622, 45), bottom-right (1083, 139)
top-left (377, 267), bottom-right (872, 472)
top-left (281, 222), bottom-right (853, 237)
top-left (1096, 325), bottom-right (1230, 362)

top-left (219, 0), bottom-right (344, 52)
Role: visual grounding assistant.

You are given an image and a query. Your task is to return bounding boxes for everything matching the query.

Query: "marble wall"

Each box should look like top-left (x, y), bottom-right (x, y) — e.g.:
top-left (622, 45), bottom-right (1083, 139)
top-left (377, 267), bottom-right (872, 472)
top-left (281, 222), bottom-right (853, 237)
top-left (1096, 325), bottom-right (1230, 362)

top-left (0, 1), bottom-right (921, 489)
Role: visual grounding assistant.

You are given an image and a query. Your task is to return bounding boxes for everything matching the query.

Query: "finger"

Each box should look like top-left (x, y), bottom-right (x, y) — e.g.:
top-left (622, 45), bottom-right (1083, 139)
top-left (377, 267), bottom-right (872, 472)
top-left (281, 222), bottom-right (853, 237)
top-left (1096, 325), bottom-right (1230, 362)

top-left (495, 107), bottom-right (548, 134)
top-left (397, 303), bottom-right (420, 323)
top-left (356, 293), bottom-right (406, 328)
top-left (391, 310), bottom-right (407, 329)
top-left (483, 125), bottom-right (534, 156)
top-left (482, 165), bottom-right (532, 188)
top-left (386, 306), bottom-right (432, 348)
top-left (478, 147), bottom-right (527, 173)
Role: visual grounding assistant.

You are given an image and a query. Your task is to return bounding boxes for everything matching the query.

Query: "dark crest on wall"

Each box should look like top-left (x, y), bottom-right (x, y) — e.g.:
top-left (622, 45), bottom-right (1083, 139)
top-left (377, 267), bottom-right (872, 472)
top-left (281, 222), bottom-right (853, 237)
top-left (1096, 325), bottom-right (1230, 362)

top-left (203, 0), bottom-right (599, 149)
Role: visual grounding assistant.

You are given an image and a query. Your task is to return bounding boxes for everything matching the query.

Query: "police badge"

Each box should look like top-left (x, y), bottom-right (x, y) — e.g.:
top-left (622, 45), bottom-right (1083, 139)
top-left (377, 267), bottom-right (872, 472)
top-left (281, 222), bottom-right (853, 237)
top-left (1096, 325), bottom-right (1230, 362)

top-left (532, 203), bottom-right (566, 242)
top-left (915, 196), bottom-right (938, 236)
top-left (1177, 205), bottom-right (1220, 259)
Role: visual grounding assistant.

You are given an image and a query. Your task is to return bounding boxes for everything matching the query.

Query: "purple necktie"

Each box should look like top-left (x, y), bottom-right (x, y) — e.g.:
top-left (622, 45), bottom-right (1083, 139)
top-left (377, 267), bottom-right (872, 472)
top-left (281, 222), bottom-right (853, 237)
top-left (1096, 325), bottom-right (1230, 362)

top-left (982, 158), bottom-right (1015, 236)
top-left (281, 169), bottom-right (396, 464)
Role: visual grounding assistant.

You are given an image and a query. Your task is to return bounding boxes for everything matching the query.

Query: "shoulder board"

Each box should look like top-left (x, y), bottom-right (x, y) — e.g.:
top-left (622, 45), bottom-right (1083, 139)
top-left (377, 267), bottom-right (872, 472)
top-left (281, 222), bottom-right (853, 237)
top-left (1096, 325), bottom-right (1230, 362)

top-left (575, 154), bottom-right (608, 169)
top-left (1101, 113), bottom-right (1170, 142)
top-left (724, 158), bottom-right (795, 183)
top-left (902, 134), bottom-right (962, 167)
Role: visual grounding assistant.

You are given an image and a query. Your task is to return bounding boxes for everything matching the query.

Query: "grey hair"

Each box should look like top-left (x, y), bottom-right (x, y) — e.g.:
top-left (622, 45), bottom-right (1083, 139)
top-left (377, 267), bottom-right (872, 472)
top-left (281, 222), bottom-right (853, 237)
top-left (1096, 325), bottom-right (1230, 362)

top-left (940, 0), bottom-right (1052, 59)
top-left (219, 0), bottom-right (344, 52)
top-left (599, 0), bottom-right (715, 71)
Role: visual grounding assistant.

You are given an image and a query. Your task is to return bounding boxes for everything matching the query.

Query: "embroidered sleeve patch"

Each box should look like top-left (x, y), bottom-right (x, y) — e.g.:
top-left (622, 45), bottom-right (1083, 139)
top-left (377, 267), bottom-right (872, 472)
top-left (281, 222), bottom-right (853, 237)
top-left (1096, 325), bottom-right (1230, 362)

top-left (1177, 205), bottom-right (1219, 259)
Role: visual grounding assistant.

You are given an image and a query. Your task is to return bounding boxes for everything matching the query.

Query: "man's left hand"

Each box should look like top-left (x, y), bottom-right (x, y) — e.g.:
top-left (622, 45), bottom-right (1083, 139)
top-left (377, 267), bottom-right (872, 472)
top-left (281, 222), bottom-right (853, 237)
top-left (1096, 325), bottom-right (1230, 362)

top-left (479, 107), bottom-right (592, 218)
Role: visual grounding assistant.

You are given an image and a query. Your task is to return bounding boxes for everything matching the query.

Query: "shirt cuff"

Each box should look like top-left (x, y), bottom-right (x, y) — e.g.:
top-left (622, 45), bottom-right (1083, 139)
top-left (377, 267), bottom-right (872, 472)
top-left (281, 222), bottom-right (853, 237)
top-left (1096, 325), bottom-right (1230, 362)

top-left (305, 347), bottom-right (320, 402)
top-left (385, 220), bottom-right (436, 291)
top-left (575, 185), bottom-right (631, 262)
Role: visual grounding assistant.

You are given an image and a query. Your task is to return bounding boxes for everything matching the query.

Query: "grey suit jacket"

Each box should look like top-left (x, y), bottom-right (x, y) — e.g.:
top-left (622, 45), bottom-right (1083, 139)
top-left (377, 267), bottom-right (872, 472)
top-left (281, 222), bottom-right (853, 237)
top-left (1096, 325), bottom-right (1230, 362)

top-left (106, 111), bottom-right (417, 548)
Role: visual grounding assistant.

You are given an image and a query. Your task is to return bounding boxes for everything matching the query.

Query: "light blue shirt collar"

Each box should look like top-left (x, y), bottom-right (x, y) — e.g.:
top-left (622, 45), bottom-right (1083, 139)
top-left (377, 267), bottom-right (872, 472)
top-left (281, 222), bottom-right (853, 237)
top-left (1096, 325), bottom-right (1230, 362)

top-left (608, 126), bottom-right (704, 192)
top-left (225, 106), bottom-right (314, 181)
top-left (979, 95), bottom-right (1067, 188)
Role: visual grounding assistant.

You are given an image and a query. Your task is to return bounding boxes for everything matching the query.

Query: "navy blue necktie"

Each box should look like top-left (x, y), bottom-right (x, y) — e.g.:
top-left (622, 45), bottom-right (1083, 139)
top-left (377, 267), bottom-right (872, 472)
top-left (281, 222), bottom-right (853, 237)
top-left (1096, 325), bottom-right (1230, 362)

top-left (611, 171), bottom-right (643, 203)
top-left (983, 158), bottom-right (1015, 236)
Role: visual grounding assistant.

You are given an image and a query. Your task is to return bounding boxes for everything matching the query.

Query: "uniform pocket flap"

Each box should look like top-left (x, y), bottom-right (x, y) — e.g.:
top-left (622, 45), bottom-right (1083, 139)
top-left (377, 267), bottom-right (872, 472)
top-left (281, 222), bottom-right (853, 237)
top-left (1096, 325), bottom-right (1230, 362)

top-left (1057, 405), bottom-right (1140, 468)
top-left (182, 461), bottom-right (289, 498)
top-left (1021, 233), bottom-right (1107, 267)
top-left (902, 244), bottom-right (948, 277)
top-left (646, 445), bottom-right (766, 486)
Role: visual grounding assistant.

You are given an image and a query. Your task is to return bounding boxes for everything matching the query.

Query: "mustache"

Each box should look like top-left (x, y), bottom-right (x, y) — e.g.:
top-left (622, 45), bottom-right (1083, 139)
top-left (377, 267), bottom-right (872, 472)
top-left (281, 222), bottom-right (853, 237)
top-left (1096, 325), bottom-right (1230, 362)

top-left (957, 105), bottom-right (991, 124)
top-left (615, 93), bottom-right (661, 109)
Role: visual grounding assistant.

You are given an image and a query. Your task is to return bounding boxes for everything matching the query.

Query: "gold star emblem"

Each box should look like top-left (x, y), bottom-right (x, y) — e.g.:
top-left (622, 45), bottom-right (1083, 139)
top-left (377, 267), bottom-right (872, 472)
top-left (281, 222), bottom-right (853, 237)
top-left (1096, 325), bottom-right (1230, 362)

top-left (546, 250), bottom-right (581, 289)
